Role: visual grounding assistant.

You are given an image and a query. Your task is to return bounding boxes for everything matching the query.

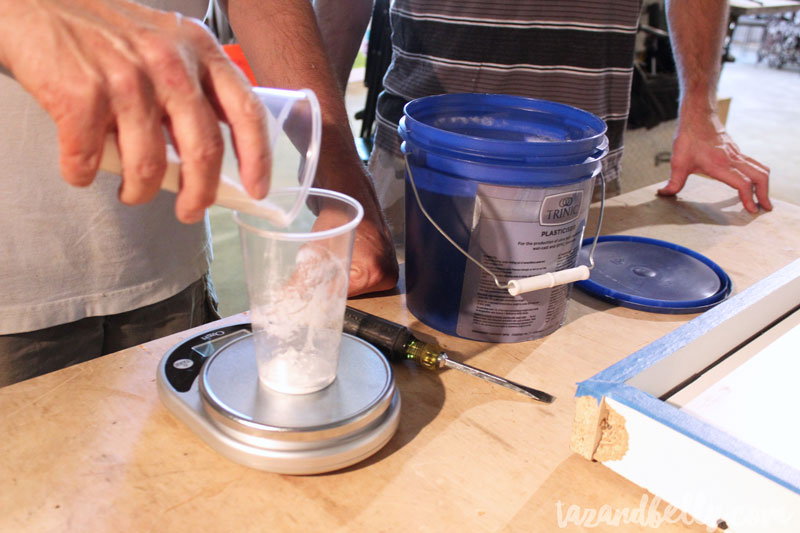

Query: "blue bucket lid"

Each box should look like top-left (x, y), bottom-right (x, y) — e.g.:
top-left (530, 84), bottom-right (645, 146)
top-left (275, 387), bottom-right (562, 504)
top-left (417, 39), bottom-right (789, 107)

top-left (575, 236), bottom-right (732, 314)
top-left (401, 93), bottom-right (608, 164)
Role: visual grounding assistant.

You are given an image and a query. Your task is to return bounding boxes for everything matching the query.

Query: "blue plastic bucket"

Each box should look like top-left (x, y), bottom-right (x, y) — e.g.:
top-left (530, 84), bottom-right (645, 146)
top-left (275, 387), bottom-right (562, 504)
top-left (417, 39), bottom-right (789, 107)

top-left (399, 94), bottom-right (608, 342)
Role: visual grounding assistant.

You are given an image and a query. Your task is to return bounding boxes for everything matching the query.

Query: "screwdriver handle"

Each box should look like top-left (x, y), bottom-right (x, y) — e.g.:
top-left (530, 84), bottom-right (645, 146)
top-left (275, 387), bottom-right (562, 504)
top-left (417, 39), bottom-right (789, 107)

top-left (343, 307), bottom-right (414, 362)
top-left (342, 307), bottom-right (553, 401)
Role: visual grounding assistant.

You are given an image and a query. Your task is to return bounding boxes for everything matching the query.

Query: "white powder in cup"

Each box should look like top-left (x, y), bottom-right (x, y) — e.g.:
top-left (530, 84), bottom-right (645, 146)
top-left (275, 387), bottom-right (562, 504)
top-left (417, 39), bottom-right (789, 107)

top-left (251, 243), bottom-right (348, 394)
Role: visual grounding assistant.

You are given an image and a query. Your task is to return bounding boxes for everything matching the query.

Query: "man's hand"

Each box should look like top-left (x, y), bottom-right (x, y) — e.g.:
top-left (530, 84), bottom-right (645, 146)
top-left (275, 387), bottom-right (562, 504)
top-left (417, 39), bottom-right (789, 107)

top-left (658, 111), bottom-right (771, 213)
top-left (226, 0), bottom-right (399, 296)
top-left (663, 0), bottom-right (771, 214)
top-left (347, 212), bottom-right (399, 297)
top-left (310, 187), bottom-right (399, 297)
top-left (0, 0), bottom-right (270, 223)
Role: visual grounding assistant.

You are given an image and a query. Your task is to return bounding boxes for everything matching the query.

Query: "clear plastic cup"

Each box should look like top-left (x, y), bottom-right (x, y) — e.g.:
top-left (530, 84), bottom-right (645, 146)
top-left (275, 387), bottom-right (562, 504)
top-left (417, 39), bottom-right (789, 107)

top-left (234, 189), bottom-right (364, 394)
top-left (220, 87), bottom-right (321, 226)
top-left (100, 86), bottom-right (321, 228)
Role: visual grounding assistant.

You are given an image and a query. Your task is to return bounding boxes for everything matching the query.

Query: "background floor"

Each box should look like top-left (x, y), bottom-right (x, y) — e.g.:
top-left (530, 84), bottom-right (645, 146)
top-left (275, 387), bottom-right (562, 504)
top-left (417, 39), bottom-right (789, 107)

top-left (208, 42), bottom-right (800, 318)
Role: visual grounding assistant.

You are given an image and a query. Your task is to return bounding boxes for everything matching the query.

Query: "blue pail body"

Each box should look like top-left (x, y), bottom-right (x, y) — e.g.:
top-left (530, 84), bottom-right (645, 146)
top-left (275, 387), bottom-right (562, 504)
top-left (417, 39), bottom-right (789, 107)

top-left (399, 94), bottom-right (608, 343)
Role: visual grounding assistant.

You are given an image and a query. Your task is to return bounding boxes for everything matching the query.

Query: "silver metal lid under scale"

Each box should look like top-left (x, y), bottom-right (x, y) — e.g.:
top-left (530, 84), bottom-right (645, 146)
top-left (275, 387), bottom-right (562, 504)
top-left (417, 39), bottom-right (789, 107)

top-left (157, 326), bottom-right (401, 475)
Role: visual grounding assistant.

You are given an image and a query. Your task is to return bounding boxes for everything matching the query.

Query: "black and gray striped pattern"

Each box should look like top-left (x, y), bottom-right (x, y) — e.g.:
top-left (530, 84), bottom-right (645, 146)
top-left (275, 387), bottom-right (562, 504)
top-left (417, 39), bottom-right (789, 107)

top-left (374, 0), bottom-right (644, 183)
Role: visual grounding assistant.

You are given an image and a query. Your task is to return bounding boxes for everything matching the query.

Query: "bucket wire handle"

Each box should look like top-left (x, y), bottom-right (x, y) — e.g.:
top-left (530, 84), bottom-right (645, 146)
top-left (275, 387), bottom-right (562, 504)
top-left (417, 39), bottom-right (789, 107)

top-left (404, 158), bottom-right (605, 297)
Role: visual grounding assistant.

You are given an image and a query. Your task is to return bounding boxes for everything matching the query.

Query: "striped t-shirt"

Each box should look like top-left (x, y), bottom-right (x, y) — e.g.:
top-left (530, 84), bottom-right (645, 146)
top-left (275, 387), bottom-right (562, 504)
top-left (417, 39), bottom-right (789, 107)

top-left (373, 0), bottom-right (643, 185)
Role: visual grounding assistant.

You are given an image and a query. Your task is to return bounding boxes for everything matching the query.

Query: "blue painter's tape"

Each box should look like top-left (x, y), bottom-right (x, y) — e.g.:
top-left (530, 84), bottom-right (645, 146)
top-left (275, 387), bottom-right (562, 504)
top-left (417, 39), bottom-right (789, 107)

top-left (576, 257), bottom-right (800, 401)
top-left (575, 258), bottom-right (800, 495)
top-left (608, 385), bottom-right (800, 496)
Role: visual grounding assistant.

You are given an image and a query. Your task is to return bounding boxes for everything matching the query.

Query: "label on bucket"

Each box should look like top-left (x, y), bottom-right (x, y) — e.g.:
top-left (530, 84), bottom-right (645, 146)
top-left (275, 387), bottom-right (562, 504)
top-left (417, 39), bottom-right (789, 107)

top-left (456, 180), bottom-right (593, 342)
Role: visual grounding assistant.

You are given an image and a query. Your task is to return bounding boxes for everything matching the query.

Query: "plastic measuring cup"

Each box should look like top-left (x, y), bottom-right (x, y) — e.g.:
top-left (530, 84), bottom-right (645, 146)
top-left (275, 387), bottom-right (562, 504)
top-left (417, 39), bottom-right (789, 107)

top-left (100, 86), bottom-right (321, 227)
top-left (234, 188), bottom-right (364, 394)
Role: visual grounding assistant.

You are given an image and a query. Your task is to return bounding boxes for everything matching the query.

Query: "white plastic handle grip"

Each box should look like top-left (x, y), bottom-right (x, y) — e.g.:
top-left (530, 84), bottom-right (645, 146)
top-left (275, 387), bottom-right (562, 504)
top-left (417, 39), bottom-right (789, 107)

top-left (507, 265), bottom-right (591, 296)
top-left (99, 133), bottom-right (290, 226)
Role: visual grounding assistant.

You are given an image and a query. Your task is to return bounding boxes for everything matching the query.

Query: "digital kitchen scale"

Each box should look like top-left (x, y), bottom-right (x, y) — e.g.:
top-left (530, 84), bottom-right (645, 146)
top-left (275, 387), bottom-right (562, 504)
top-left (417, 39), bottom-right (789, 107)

top-left (156, 322), bottom-right (401, 475)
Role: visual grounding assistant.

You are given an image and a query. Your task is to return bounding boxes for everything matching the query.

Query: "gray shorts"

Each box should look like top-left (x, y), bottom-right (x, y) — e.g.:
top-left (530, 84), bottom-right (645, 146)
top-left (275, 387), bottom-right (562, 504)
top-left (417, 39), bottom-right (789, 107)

top-left (0, 276), bottom-right (220, 387)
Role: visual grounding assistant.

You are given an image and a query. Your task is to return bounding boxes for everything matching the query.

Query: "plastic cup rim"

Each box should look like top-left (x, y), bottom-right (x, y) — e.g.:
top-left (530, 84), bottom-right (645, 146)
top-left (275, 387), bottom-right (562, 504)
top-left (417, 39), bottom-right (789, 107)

top-left (232, 187), bottom-right (364, 242)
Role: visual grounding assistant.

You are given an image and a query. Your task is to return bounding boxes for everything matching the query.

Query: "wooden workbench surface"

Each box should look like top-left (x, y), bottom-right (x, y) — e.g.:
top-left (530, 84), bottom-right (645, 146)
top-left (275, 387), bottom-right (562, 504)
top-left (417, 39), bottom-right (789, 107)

top-left (2, 180), bottom-right (799, 532)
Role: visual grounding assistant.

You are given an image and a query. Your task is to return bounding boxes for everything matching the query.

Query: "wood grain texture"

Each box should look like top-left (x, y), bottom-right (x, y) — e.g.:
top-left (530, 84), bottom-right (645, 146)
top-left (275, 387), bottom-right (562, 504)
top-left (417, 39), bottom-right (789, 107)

top-left (2, 180), bottom-right (797, 532)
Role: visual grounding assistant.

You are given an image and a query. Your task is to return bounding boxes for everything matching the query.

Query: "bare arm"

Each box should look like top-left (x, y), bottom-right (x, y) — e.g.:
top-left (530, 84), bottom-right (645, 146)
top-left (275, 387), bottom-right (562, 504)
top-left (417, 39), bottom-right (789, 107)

top-left (0, 0), bottom-right (270, 224)
top-left (225, 0), bottom-right (398, 296)
top-left (659, 0), bottom-right (771, 213)
top-left (313, 0), bottom-right (373, 91)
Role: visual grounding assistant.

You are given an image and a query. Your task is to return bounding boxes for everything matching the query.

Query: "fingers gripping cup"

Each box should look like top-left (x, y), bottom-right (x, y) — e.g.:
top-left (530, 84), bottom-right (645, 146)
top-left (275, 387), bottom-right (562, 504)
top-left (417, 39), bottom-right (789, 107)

top-left (234, 189), bottom-right (364, 394)
top-left (100, 86), bottom-right (322, 227)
